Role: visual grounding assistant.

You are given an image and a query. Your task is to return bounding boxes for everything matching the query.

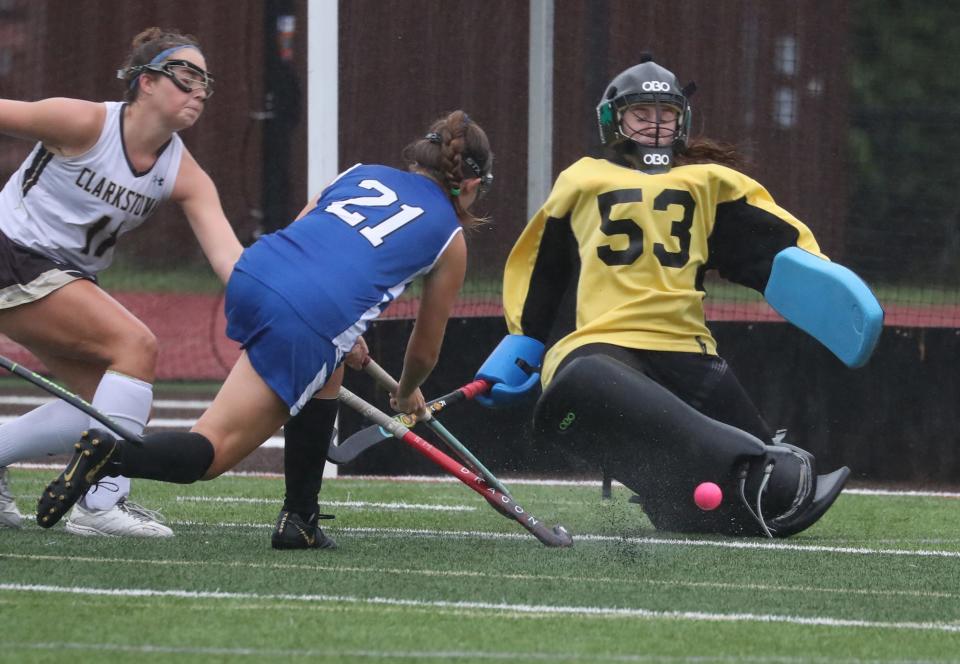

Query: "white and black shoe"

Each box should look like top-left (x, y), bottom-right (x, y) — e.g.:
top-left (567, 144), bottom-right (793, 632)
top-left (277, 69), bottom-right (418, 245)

top-left (0, 466), bottom-right (23, 529)
top-left (65, 498), bottom-right (173, 538)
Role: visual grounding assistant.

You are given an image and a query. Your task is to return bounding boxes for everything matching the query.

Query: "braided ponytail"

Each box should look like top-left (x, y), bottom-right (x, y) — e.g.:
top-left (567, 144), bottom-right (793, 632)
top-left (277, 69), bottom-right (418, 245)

top-left (403, 110), bottom-right (493, 227)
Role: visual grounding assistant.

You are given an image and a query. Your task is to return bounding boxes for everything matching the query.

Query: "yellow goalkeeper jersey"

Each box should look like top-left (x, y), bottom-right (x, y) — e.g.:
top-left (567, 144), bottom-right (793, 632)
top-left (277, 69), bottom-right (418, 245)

top-left (503, 157), bottom-right (824, 386)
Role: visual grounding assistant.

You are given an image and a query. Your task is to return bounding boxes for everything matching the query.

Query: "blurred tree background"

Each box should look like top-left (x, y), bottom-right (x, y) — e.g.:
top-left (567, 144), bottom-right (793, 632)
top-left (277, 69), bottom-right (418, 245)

top-left (849, 0), bottom-right (960, 287)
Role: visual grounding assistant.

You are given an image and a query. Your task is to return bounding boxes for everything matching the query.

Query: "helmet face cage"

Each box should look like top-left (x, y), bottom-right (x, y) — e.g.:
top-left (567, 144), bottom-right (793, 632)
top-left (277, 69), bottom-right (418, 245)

top-left (612, 92), bottom-right (688, 148)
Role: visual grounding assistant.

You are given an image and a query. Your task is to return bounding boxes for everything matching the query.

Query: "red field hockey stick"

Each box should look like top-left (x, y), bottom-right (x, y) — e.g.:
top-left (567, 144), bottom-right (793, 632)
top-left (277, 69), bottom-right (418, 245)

top-left (337, 386), bottom-right (573, 548)
top-left (353, 358), bottom-right (512, 496)
top-left (328, 373), bottom-right (491, 464)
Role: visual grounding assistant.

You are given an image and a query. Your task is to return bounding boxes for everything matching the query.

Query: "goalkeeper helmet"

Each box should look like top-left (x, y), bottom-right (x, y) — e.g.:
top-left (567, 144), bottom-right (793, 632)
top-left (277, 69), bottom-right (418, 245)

top-left (596, 55), bottom-right (695, 172)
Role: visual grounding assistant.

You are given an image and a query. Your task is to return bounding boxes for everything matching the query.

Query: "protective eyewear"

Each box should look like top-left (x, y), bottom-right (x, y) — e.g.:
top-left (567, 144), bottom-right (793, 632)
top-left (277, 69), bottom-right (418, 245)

top-left (120, 59), bottom-right (215, 98)
top-left (464, 155), bottom-right (493, 199)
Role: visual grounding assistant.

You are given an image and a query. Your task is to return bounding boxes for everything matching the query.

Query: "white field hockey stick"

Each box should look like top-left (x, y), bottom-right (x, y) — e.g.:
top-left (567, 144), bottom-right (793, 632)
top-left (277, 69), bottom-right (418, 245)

top-left (338, 385), bottom-right (572, 547)
top-left (358, 358), bottom-right (513, 497)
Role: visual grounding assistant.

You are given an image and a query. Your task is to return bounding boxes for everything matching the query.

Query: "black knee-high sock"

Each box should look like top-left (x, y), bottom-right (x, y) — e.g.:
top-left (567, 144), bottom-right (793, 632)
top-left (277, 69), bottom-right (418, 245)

top-left (282, 398), bottom-right (338, 519)
top-left (110, 432), bottom-right (215, 484)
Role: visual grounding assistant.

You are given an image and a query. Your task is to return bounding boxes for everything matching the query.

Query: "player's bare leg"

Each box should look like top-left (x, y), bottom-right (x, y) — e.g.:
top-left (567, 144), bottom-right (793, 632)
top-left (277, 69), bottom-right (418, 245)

top-left (0, 280), bottom-right (170, 536)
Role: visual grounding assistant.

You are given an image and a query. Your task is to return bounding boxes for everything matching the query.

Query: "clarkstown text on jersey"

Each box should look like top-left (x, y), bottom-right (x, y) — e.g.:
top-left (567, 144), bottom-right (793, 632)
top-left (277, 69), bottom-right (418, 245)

top-left (74, 167), bottom-right (159, 217)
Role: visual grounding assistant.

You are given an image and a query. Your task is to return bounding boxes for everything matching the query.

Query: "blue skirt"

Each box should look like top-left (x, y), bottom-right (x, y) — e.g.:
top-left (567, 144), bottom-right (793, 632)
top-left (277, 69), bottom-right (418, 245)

top-left (225, 270), bottom-right (340, 415)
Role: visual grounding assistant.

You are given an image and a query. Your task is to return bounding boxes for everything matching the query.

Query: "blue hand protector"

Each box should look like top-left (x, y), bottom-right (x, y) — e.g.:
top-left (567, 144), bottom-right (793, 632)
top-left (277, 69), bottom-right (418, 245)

top-left (475, 335), bottom-right (546, 407)
top-left (764, 247), bottom-right (884, 368)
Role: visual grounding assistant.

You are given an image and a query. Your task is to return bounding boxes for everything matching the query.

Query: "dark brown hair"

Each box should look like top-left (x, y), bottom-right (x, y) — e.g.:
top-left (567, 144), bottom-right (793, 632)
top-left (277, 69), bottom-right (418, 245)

top-left (119, 27), bottom-right (202, 102)
top-left (402, 110), bottom-right (493, 228)
top-left (675, 137), bottom-right (745, 169)
top-left (607, 135), bottom-right (746, 171)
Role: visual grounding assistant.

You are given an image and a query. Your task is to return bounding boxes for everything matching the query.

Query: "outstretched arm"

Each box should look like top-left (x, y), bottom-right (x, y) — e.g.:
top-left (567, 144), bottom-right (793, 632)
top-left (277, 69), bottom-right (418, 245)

top-left (0, 98), bottom-right (104, 156)
top-left (707, 169), bottom-right (882, 367)
top-left (172, 148), bottom-right (243, 284)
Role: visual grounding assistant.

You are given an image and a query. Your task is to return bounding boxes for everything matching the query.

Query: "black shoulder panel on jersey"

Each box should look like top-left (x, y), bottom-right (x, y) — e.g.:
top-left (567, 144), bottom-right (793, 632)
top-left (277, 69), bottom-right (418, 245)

top-left (21, 147), bottom-right (53, 198)
top-left (520, 214), bottom-right (581, 343)
top-left (706, 196), bottom-right (800, 292)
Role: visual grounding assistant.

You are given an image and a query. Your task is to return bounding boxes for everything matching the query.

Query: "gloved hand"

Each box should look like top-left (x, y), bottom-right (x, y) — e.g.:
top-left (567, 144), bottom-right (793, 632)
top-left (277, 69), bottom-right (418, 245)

top-left (474, 335), bottom-right (545, 407)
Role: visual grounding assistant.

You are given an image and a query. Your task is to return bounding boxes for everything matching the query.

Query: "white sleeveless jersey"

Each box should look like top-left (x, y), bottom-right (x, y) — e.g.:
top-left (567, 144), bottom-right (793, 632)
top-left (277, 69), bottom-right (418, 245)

top-left (0, 101), bottom-right (183, 274)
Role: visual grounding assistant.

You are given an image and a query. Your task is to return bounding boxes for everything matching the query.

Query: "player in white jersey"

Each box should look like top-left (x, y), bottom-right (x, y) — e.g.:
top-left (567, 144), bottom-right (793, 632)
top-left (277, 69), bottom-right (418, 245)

top-left (35, 111), bottom-right (494, 552)
top-left (0, 27), bottom-right (242, 536)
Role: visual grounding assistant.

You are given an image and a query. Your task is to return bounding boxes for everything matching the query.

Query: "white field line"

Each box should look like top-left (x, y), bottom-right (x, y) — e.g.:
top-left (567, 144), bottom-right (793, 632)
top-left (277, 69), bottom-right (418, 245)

top-left (177, 492), bottom-right (603, 508)
top-left (8, 396), bottom-right (960, 497)
top-left (148, 521), bottom-right (960, 559)
top-left (2, 583), bottom-right (959, 634)
top-left (843, 488), bottom-right (960, 498)
top-left (0, 424), bottom-right (286, 449)
top-left (10, 462), bottom-right (287, 477)
top-left (0, 395), bottom-right (297, 447)
top-left (3, 552), bottom-right (958, 603)
top-left (1, 643), bottom-right (930, 664)
top-left (175, 495), bottom-right (476, 512)
top-left (0, 415), bottom-right (202, 429)
top-left (0, 396), bottom-right (210, 409)
top-left (7, 463), bottom-right (960, 499)
top-left (4, 396), bottom-right (960, 498)
top-left (296, 475), bottom-right (960, 498)
top-left (0, 643), bottom-right (826, 664)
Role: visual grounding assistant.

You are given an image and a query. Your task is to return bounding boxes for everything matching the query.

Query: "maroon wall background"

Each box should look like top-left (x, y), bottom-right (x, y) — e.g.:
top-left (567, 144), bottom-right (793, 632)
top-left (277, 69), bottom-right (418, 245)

top-left (0, 1), bottom-right (848, 272)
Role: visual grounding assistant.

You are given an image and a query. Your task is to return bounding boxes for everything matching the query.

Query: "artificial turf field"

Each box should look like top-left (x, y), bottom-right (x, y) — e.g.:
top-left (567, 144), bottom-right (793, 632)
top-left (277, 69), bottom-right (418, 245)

top-left (1, 469), bottom-right (959, 662)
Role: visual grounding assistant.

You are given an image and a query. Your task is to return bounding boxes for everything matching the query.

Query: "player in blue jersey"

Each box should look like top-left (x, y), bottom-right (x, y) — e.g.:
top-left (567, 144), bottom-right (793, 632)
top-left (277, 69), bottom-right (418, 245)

top-left (35, 110), bottom-right (494, 549)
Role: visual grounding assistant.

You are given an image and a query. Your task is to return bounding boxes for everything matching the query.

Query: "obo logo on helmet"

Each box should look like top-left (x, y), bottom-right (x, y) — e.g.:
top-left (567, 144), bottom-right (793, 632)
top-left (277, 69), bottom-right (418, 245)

top-left (641, 81), bottom-right (672, 92)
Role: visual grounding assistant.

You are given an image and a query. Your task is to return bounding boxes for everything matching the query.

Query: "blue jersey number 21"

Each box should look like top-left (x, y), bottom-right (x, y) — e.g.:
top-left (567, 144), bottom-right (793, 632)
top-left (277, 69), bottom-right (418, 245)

top-left (325, 179), bottom-right (424, 246)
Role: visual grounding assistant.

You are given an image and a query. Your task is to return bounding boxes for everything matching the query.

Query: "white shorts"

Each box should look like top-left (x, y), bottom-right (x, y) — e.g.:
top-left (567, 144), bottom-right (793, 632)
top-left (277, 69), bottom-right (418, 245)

top-left (0, 229), bottom-right (93, 309)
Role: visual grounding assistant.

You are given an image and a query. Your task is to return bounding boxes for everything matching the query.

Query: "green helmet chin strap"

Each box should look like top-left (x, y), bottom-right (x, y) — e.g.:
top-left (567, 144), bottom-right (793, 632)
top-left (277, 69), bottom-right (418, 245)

top-left (596, 102), bottom-right (617, 145)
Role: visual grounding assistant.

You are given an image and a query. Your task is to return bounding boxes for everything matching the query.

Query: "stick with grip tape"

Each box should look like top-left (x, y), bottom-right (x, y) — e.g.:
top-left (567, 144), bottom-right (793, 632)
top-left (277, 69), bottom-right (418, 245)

top-left (337, 385), bottom-right (573, 547)
top-left (0, 354), bottom-right (144, 445)
top-left (328, 373), bottom-right (491, 464)
top-left (358, 358), bottom-right (512, 497)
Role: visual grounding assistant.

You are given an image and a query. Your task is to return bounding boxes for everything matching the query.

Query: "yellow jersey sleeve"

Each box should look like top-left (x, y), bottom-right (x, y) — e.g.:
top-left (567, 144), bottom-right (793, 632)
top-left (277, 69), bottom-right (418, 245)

top-left (503, 162), bottom-right (584, 340)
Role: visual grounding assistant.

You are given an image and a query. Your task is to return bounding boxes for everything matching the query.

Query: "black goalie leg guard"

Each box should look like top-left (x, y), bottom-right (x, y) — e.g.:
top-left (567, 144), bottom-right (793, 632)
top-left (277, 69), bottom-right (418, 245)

top-left (534, 355), bottom-right (849, 537)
